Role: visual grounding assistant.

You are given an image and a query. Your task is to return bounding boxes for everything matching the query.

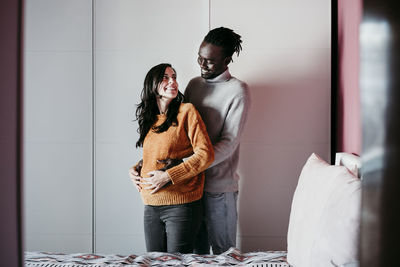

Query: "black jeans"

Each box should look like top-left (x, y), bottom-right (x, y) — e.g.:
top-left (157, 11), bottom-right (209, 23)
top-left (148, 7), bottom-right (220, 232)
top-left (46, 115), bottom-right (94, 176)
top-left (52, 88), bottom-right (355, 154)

top-left (143, 199), bottom-right (202, 253)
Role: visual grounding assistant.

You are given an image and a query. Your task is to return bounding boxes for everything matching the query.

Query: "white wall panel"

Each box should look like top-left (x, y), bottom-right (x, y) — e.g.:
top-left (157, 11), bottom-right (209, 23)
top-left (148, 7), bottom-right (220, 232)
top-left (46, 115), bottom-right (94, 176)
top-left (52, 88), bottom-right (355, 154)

top-left (23, 0), bottom-right (93, 253)
top-left (24, 143), bottom-right (93, 253)
top-left (210, 0), bottom-right (331, 251)
top-left (24, 0), bottom-right (92, 51)
top-left (24, 53), bottom-right (92, 143)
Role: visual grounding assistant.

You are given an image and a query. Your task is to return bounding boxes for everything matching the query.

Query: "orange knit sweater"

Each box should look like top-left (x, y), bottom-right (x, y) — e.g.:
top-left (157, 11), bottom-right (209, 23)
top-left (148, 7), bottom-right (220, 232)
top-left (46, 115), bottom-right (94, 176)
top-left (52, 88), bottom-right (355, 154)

top-left (137, 103), bottom-right (214, 205)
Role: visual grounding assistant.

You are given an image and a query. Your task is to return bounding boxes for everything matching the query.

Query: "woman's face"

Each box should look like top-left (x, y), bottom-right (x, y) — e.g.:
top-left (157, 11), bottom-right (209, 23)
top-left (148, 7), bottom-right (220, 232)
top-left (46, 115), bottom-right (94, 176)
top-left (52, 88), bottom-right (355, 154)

top-left (157, 67), bottom-right (178, 100)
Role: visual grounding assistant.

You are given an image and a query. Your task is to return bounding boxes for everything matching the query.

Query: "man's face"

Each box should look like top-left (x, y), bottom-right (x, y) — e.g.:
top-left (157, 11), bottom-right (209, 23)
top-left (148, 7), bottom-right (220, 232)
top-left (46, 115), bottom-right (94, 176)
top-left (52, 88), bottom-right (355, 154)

top-left (197, 41), bottom-right (230, 79)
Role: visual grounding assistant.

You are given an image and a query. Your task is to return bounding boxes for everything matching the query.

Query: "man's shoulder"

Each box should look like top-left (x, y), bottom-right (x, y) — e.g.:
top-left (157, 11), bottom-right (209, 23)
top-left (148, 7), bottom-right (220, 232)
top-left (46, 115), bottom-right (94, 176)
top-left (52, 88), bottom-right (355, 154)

top-left (229, 76), bottom-right (248, 90)
top-left (186, 77), bottom-right (204, 88)
top-left (189, 76), bottom-right (203, 82)
top-left (184, 77), bottom-right (203, 97)
top-left (224, 77), bottom-right (250, 99)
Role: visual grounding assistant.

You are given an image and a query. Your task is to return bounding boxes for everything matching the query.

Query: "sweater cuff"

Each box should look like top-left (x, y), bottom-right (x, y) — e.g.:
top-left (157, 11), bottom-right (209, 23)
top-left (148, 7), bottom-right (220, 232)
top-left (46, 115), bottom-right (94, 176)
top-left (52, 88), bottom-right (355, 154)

top-left (166, 164), bottom-right (189, 185)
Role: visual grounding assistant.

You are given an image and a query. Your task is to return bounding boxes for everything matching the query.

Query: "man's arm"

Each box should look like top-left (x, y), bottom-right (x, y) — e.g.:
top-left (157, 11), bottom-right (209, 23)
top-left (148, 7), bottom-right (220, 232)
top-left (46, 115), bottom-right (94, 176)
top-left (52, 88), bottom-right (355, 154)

top-left (210, 91), bottom-right (251, 167)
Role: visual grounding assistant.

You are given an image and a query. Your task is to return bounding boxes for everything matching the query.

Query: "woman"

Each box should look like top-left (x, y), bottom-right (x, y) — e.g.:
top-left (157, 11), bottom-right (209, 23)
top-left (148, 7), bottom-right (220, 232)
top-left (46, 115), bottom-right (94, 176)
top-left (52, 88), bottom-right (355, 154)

top-left (129, 63), bottom-right (214, 253)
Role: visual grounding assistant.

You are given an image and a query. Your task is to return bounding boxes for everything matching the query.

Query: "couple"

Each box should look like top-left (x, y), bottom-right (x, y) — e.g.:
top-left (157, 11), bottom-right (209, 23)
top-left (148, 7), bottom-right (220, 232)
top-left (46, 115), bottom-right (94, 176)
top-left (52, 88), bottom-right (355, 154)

top-left (129, 27), bottom-right (251, 254)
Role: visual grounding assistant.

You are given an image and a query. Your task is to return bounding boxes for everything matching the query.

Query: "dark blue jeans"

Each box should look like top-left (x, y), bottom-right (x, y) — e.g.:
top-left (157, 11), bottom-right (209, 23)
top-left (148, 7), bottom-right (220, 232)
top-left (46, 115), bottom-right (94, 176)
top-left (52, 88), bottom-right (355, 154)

top-left (144, 199), bottom-right (202, 253)
top-left (194, 191), bottom-right (238, 254)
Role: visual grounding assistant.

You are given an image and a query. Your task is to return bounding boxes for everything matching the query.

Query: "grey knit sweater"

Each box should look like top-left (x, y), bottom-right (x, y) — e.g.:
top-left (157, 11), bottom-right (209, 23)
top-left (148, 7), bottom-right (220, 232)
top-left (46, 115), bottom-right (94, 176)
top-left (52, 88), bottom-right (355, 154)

top-left (184, 69), bottom-right (251, 192)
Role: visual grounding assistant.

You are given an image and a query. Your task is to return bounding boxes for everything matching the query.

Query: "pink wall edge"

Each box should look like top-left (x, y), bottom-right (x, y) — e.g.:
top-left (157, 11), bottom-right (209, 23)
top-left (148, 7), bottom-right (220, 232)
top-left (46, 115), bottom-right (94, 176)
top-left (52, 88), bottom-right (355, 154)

top-left (337, 0), bottom-right (363, 155)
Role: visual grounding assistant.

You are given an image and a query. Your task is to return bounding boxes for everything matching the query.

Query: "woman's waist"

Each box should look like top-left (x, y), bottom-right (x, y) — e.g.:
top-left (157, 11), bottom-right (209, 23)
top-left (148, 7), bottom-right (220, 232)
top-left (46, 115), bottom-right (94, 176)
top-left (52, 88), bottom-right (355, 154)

top-left (140, 187), bottom-right (204, 206)
top-left (140, 172), bottom-right (204, 192)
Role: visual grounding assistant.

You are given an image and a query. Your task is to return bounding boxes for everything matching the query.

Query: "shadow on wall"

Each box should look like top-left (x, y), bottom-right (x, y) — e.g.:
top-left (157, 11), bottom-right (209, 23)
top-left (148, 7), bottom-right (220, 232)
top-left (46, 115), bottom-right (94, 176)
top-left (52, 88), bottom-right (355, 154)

top-left (237, 60), bottom-right (331, 252)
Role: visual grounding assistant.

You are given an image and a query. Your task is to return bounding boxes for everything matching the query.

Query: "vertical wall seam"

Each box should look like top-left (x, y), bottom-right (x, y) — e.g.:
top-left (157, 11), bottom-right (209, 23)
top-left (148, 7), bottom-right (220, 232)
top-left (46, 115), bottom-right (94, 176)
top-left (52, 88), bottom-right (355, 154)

top-left (331, 0), bottom-right (338, 164)
top-left (209, 0), bottom-right (211, 30)
top-left (91, 0), bottom-right (96, 254)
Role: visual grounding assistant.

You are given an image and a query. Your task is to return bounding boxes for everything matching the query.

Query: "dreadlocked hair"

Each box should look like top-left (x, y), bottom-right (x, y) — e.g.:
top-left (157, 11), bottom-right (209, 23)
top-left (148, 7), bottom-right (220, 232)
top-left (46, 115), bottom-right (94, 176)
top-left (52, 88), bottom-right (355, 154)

top-left (135, 63), bottom-right (184, 148)
top-left (203, 27), bottom-right (243, 59)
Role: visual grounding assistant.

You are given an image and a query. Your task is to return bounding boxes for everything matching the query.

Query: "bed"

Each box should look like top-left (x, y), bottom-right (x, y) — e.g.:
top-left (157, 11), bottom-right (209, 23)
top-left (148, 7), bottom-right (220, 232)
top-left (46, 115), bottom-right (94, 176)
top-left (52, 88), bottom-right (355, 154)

top-left (25, 248), bottom-right (288, 267)
top-left (25, 152), bottom-right (361, 267)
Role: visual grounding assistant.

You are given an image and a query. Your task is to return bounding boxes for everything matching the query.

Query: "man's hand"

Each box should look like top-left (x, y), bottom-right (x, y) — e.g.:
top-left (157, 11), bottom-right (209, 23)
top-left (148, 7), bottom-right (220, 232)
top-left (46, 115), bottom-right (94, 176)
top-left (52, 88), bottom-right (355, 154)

top-left (129, 163), bottom-right (142, 192)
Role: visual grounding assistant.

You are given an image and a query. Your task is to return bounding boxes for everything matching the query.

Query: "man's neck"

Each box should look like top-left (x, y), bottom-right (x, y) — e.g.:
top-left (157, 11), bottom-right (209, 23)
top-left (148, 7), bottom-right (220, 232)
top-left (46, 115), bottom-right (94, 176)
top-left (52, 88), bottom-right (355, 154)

top-left (205, 68), bottom-right (231, 83)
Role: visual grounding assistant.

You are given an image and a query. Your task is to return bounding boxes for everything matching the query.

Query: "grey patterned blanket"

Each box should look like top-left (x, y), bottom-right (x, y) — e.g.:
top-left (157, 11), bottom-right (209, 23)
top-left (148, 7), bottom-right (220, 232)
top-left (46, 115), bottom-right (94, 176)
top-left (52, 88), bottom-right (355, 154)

top-left (25, 247), bottom-right (290, 266)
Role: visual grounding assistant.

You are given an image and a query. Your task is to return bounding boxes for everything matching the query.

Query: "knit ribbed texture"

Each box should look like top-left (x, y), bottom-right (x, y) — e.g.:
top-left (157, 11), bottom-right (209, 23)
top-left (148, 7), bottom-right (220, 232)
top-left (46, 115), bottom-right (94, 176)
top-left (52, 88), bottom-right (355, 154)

top-left (185, 69), bottom-right (251, 193)
top-left (139, 103), bottom-right (214, 205)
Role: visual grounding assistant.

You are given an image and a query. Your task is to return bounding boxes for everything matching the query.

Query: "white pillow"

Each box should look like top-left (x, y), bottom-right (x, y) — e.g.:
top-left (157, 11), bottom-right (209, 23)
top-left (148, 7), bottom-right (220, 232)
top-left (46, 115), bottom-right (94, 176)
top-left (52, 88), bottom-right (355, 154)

top-left (287, 153), bottom-right (361, 267)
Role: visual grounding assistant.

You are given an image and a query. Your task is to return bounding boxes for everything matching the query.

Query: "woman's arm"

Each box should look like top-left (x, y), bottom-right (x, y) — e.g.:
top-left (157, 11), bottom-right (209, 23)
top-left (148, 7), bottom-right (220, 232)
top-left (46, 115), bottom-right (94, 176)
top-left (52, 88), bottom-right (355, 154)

top-left (165, 104), bottom-right (214, 185)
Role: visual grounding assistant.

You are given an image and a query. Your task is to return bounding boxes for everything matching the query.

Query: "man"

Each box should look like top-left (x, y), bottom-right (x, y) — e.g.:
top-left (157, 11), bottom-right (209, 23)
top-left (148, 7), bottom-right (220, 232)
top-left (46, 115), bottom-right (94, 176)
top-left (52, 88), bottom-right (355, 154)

top-left (185, 27), bottom-right (251, 254)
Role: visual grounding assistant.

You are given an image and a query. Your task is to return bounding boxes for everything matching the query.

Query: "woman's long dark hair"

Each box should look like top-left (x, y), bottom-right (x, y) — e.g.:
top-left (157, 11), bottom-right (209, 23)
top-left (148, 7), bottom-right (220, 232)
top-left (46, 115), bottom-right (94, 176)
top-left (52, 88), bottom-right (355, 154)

top-left (135, 63), bottom-right (184, 148)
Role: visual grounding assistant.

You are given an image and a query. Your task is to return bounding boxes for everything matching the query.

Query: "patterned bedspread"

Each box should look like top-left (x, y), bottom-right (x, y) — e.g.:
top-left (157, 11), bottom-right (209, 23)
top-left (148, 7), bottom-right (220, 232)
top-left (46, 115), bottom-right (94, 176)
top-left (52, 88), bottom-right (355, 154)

top-left (25, 247), bottom-right (290, 266)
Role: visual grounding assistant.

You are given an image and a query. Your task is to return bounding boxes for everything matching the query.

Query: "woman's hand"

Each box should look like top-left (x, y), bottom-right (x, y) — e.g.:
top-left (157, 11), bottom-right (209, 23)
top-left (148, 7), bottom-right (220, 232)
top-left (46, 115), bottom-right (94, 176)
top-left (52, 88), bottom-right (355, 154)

top-left (141, 170), bottom-right (171, 194)
top-left (129, 166), bottom-right (142, 192)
